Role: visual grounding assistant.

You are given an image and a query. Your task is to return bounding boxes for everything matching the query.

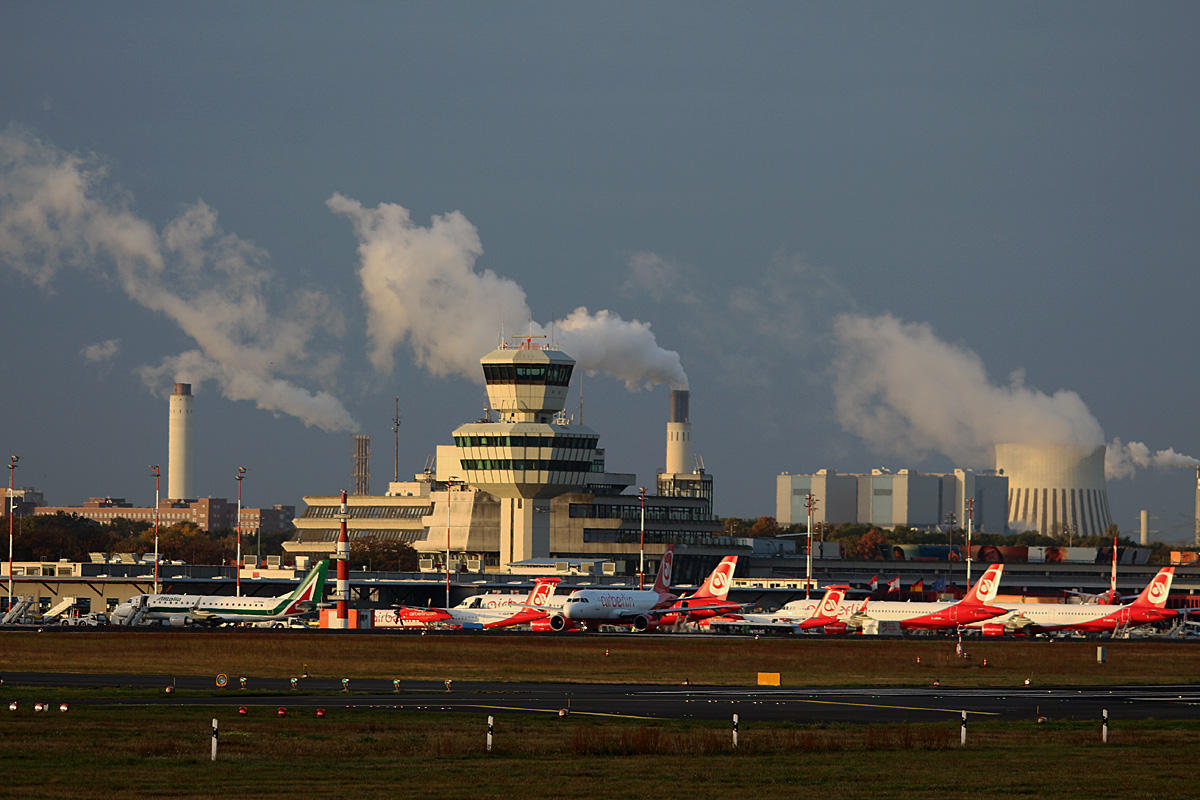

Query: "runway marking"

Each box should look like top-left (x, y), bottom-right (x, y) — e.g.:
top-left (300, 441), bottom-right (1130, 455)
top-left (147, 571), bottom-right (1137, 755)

top-left (789, 698), bottom-right (1000, 716)
top-left (461, 704), bottom-right (657, 720)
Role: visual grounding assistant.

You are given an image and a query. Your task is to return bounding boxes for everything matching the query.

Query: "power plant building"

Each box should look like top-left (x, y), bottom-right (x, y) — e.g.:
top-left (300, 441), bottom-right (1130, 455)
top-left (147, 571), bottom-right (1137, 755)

top-left (996, 443), bottom-right (1113, 538)
top-left (777, 469), bottom-right (1008, 534)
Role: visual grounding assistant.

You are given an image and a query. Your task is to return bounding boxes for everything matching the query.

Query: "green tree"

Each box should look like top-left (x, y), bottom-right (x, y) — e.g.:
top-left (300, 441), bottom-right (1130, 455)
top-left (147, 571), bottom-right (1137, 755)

top-left (349, 536), bottom-right (419, 571)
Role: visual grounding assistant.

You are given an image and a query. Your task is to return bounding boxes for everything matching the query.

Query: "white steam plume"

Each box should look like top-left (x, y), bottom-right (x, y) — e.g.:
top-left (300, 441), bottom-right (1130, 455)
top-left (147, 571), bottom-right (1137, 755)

top-left (832, 313), bottom-right (1199, 480)
top-left (1106, 439), bottom-right (1200, 480)
top-left (328, 194), bottom-right (687, 390)
top-left (0, 127), bottom-right (358, 433)
top-left (832, 313), bottom-right (1104, 467)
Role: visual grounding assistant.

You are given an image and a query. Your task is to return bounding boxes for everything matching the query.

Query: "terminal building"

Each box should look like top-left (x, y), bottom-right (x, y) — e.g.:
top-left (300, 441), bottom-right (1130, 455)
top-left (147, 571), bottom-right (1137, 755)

top-left (776, 468), bottom-right (1009, 534)
top-left (285, 340), bottom-right (736, 582)
top-left (31, 496), bottom-right (296, 535)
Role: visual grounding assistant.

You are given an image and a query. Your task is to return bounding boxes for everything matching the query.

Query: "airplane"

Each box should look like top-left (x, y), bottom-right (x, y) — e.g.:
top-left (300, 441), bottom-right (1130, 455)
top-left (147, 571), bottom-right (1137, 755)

top-left (849, 563), bottom-right (1007, 631)
top-left (971, 566), bottom-right (1177, 636)
top-left (549, 546), bottom-right (679, 632)
top-left (707, 584), bottom-right (855, 632)
top-left (393, 578), bottom-right (562, 629)
top-left (657, 556), bottom-right (742, 627)
top-left (111, 560), bottom-right (328, 626)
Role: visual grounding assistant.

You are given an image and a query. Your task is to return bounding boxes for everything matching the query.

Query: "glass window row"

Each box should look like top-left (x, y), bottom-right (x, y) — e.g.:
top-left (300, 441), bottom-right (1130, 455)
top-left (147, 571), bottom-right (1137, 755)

top-left (582, 529), bottom-right (734, 546)
top-left (454, 434), bottom-right (599, 449)
top-left (568, 503), bottom-right (716, 522)
top-left (461, 459), bottom-right (592, 472)
top-left (483, 363), bottom-right (573, 386)
top-left (302, 505), bottom-right (434, 519)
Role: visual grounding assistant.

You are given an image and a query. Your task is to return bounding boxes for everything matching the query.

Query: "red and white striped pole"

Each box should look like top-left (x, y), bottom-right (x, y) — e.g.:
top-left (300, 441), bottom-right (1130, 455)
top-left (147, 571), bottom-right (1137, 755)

top-left (334, 490), bottom-right (349, 629)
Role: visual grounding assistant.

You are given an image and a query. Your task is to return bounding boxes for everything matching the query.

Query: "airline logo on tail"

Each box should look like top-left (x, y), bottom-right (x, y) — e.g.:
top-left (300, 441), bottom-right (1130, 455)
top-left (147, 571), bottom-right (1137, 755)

top-left (964, 564), bottom-right (1004, 605)
top-left (695, 556), bottom-right (737, 600)
top-left (528, 579), bottom-right (558, 607)
top-left (1140, 567), bottom-right (1174, 608)
top-left (652, 547), bottom-right (675, 595)
top-left (281, 560), bottom-right (328, 616)
top-left (819, 587), bottom-right (845, 618)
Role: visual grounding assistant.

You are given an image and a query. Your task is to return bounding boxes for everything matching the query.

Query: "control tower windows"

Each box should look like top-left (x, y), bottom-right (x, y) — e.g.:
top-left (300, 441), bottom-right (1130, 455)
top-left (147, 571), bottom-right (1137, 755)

top-left (483, 363), bottom-right (573, 387)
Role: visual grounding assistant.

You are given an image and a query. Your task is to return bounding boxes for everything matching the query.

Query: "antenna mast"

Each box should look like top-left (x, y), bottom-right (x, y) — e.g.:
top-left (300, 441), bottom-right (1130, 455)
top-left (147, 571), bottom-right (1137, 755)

top-left (391, 397), bottom-right (401, 483)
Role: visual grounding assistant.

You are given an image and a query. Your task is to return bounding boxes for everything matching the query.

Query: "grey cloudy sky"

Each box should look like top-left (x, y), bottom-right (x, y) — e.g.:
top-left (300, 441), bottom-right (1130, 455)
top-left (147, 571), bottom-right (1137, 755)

top-left (2, 3), bottom-right (1198, 539)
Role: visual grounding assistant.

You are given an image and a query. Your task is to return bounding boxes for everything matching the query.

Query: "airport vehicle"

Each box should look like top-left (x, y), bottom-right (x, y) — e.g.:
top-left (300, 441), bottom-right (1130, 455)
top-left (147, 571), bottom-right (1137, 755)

top-left (110, 560), bottom-right (328, 626)
top-left (394, 577), bottom-right (562, 629)
top-left (972, 566), bottom-right (1177, 636)
top-left (851, 564), bottom-right (1007, 630)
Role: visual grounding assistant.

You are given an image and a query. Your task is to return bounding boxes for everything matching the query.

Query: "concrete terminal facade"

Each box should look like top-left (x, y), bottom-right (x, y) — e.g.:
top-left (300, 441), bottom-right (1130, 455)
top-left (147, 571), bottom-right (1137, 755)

top-left (285, 343), bottom-right (732, 582)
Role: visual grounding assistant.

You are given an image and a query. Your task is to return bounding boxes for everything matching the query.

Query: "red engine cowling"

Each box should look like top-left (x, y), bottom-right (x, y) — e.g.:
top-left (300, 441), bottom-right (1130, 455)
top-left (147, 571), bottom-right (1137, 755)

top-left (981, 623), bottom-right (1007, 637)
top-left (632, 614), bottom-right (657, 633)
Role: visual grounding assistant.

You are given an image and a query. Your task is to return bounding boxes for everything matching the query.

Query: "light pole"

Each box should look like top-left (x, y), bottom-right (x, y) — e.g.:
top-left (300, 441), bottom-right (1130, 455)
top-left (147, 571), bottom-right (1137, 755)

top-left (805, 493), bottom-right (818, 599)
top-left (944, 511), bottom-right (957, 585)
top-left (7, 455), bottom-right (18, 612)
top-left (236, 467), bottom-right (247, 597)
top-left (445, 477), bottom-right (460, 608)
top-left (964, 497), bottom-right (974, 585)
top-left (150, 465), bottom-right (161, 593)
top-left (639, 486), bottom-right (646, 590)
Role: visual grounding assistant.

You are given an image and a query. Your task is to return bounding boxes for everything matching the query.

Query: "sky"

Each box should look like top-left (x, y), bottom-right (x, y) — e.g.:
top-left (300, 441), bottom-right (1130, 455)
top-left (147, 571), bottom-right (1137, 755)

top-left (2, 3), bottom-right (1198, 541)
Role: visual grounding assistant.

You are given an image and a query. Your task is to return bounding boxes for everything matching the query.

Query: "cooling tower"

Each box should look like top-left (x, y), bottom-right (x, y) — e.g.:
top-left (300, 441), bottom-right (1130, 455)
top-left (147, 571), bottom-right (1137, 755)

top-left (665, 389), bottom-right (692, 475)
top-left (168, 383), bottom-right (194, 501)
top-left (995, 443), bottom-right (1112, 538)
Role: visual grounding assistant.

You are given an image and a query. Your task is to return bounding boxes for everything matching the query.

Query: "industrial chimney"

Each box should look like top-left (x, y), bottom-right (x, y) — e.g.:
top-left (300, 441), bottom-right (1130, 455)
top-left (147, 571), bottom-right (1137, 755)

top-left (168, 383), bottom-right (194, 500)
top-left (665, 389), bottom-right (692, 475)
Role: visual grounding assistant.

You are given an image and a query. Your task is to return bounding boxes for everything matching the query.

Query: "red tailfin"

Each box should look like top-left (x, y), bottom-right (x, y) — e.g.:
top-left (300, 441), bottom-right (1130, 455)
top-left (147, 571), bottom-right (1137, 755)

top-left (1132, 567), bottom-right (1174, 609)
top-left (691, 556), bottom-right (737, 600)
top-left (652, 546), bottom-right (676, 595)
top-left (961, 563), bottom-right (1004, 605)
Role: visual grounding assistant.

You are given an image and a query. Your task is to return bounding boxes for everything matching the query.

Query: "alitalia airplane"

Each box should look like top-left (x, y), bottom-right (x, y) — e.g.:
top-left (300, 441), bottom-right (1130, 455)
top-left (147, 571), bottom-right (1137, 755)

top-left (111, 560), bottom-right (328, 626)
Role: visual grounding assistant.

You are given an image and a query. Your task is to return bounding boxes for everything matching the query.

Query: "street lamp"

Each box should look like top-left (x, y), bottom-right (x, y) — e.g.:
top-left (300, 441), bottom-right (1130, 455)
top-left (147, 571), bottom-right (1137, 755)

top-left (236, 467), bottom-right (248, 597)
top-left (150, 465), bottom-right (161, 594)
top-left (964, 497), bottom-right (974, 585)
top-left (7, 455), bottom-right (18, 612)
top-left (805, 493), bottom-right (818, 599)
top-left (445, 477), bottom-right (460, 608)
top-left (639, 486), bottom-right (646, 590)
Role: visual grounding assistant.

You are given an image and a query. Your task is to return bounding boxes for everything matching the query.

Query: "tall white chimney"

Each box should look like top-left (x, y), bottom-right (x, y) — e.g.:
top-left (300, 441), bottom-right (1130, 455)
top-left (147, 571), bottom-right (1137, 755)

top-left (665, 389), bottom-right (692, 475)
top-left (168, 383), bottom-right (194, 500)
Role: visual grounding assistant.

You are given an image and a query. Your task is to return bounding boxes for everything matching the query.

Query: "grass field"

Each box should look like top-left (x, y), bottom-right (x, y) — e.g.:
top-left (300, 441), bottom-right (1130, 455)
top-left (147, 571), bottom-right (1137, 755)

top-left (2, 632), bottom-right (1198, 799)
top-left (2, 704), bottom-right (1198, 799)
top-left (2, 630), bottom-right (1198, 687)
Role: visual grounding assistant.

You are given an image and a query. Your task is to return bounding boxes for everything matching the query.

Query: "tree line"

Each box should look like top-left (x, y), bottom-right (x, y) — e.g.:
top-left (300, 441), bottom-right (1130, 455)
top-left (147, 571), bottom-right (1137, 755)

top-left (6, 512), bottom-right (418, 571)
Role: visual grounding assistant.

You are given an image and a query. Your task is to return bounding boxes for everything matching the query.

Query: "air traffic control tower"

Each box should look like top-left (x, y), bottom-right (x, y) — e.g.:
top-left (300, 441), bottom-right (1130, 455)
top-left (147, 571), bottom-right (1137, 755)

top-left (452, 338), bottom-right (598, 567)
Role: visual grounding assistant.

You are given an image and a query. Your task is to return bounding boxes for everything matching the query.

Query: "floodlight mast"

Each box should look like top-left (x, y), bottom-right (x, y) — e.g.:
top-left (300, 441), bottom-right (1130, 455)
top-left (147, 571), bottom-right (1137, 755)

top-left (7, 456), bottom-right (19, 611)
top-left (150, 465), bottom-right (161, 593)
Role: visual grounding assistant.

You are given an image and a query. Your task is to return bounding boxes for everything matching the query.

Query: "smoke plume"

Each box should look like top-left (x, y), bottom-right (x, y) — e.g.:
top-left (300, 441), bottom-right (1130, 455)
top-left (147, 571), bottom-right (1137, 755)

top-left (832, 313), bottom-right (1199, 480)
top-left (0, 127), bottom-right (358, 433)
top-left (328, 193), bottom-right (687, 390)
top-left (1106, 439), bottom-right (1200, 480)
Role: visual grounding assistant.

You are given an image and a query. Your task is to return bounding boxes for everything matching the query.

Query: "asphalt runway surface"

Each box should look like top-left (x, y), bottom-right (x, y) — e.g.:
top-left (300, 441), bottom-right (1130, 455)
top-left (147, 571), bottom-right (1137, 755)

top-left (5, 672), bottom-right (1200, 724)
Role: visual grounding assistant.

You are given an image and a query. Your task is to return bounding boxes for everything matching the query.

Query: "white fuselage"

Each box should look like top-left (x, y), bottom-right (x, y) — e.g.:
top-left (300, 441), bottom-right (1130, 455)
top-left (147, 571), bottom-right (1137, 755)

top-left (736, 598), bottom-right (865, 626)
top-left (562, 588), bottom-right (676, 622)
top-left (113, 593), bottom-right (293, 625)
top-left (966, 601), bottom-right (1153, 632)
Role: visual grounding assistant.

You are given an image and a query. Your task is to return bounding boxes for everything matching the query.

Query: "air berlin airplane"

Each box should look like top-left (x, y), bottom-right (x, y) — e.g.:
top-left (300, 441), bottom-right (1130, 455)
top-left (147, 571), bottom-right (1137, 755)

top-left (971, 567), bottom-right (1176, 636)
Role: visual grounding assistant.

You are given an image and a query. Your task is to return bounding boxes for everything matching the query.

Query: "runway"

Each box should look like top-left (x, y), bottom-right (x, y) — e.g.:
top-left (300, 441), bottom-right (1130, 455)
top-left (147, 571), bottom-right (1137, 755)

top-left (5, 672), bottom-right (1200, 724)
